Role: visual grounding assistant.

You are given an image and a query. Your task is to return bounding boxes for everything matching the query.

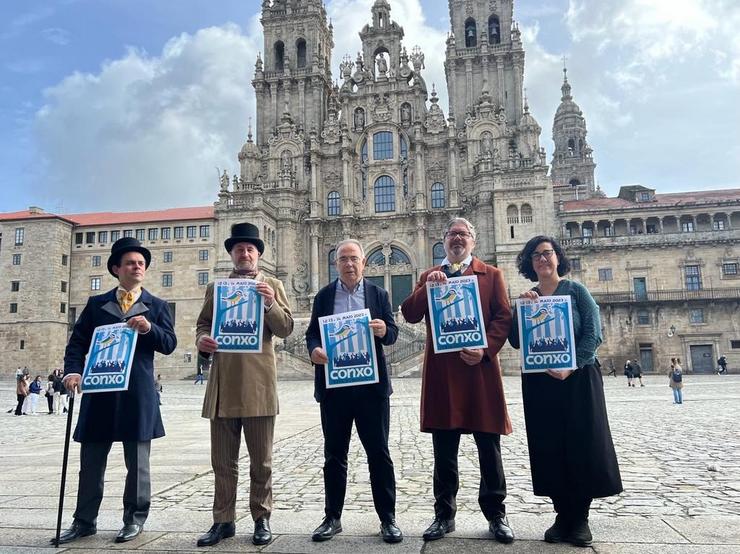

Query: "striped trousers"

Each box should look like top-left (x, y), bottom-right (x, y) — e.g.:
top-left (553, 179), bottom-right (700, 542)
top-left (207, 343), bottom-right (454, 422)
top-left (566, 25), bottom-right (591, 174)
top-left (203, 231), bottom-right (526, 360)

top-left (210, 416), bottom-right (275, 522)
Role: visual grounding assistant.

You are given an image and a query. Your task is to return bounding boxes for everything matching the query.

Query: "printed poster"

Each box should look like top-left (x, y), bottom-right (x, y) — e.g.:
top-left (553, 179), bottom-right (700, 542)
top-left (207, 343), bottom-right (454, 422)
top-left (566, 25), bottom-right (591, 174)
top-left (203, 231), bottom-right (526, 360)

top-left (211, 279), bottom-right (264, 353)
top-left (319, 309), bottom-right (379, 389)
top-left (426, 275), bottom-right (489, 354)
top-left (516, 295), bottom-right (577, 373)
top-left (81, 323), bottom-right (137, 393)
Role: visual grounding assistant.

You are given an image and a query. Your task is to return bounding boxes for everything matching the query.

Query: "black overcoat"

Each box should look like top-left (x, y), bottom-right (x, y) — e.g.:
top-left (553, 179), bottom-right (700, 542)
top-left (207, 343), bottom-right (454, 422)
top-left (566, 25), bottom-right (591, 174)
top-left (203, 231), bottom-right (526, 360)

top-left (64, 288), bottom-right (177, 442)
top-left (305, 278), bottom-right (398, 403)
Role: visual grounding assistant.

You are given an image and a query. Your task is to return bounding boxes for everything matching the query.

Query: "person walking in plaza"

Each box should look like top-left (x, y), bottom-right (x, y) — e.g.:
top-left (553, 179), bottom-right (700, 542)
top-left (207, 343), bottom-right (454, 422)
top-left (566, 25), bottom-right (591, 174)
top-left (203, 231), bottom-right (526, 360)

top-left (194, 357), bottom-right (206, 384)
top-left (305, 239), bottom-right (403, 544)
top-left (717, 354), bottom-right (728, 375)
top-left (28, 375), bottom-right (43, 415)
top-left (154, 374), bottom-right (163, 405)
top-left (607, 359), bottom-right (617, 377)
top-left (401, 217), bottom-right (515, 544)
top-left (508, 235), bottom-right (622, 548)
top-left (624, 359), bottom-right (634, 387)
top-left (195, 223), bottom-right (294, 548)
top-left (45, 374), bottom-right (56, 414)
top-left (632, 360), bottom-right (645, 387)
top-left (52, 370), bottom-right (65, 414)
top-left (14, 373), bottom-right (28, 416)
top-left (53, 237), bottom-right (177, 545)
top-left (669, 357), bottom-right (684, 404)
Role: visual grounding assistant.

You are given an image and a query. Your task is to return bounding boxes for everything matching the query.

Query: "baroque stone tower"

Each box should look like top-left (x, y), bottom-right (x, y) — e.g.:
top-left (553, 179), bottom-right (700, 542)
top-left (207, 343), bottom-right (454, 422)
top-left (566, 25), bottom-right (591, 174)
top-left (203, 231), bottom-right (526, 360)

top-left (550, 67), bottom-right (598, 202)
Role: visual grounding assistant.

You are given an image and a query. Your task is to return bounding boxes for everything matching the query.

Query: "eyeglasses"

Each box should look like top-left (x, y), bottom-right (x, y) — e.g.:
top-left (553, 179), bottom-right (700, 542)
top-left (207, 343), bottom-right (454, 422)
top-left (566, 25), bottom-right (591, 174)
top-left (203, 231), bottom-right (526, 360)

top-left (337, 256), bottom-right (362, 265)
top-left (531, 249), bottom-right (555, 261)
top-left (445, 231), bottom-right (473, 240)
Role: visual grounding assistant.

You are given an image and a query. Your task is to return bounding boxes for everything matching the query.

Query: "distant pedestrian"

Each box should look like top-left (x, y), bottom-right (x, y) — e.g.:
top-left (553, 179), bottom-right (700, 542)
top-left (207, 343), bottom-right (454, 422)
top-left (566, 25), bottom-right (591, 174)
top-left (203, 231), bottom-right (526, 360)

top-left (632, 360), bottom-right (645, 387)
top-left (669, 357), bottom-right (683, 404)
top-left (623, 360), bottom-right (634, 387)
top-left (45, 374), bottom-right (56, 414)
top-left (155, 374), bottom-right (163, 405)
top-left (52, 370), bottom-right (65, 414)
top-left (15, 374), bottom-right (29, 416)
top-left (717, 355), bottom-right (728, 375)
top-left (607, 360), bottom-right (617, 377)
top-left (29, 375), bottom-right (43, 415)
top-left (194, 359), bottom-right (205, 385)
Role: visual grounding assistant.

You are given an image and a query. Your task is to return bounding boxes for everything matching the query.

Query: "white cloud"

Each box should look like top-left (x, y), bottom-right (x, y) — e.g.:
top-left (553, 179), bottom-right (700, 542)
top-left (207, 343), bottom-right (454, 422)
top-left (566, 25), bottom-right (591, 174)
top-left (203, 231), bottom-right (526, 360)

top-left (41, 27), bottom-right (71, 46)
top-left (34, 22), bottom-right (261, 211)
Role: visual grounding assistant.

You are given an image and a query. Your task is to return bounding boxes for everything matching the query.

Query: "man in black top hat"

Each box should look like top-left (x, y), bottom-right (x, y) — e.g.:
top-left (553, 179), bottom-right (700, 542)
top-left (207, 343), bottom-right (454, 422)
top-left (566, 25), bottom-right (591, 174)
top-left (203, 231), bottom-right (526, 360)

top-left (53, 237), bottom-right (177, 545)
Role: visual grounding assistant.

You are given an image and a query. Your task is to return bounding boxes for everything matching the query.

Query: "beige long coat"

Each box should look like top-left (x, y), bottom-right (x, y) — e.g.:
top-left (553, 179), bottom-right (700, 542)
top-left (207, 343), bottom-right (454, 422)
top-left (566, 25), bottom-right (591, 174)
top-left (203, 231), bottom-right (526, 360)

top-left (197, 272), bottom-right (294, 419)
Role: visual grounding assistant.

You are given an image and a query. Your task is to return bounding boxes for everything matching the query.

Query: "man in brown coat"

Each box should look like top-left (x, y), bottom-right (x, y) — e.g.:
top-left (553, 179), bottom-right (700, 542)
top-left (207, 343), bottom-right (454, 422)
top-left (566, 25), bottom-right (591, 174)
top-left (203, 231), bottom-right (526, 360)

top-left (195, 223), bottom-right (294, 547)
top-left (401, 217), bottom-right (515, 544)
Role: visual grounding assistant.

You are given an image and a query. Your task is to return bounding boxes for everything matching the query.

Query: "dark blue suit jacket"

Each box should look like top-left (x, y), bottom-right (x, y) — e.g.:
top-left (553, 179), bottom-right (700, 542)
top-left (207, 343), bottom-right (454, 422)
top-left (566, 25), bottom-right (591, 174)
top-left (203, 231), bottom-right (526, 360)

top-left (64, 288), bottom-right (177, 442)
top-left (306, 278), bottom-right (398, 402)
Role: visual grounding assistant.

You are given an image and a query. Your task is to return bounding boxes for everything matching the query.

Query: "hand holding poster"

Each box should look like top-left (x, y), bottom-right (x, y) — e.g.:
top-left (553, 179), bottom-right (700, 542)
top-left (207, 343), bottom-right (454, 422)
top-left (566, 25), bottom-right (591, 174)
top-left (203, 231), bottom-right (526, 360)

top-left (426, 275), bottom-right (488, 353)
top-left (81, 323), bottom-right (137, 393)
top-left (516, 295), bottom-right (577, 373)
top-left (211, 279), bottom-right (264, 353)
top-left (319, 309), bottom-right (379, 389)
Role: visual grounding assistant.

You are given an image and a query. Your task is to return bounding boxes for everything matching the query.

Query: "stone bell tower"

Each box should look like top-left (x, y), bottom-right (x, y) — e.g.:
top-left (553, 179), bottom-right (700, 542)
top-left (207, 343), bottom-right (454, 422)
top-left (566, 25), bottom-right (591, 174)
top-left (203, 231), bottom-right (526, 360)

top-left (253, 0), bottom-right (334, 145)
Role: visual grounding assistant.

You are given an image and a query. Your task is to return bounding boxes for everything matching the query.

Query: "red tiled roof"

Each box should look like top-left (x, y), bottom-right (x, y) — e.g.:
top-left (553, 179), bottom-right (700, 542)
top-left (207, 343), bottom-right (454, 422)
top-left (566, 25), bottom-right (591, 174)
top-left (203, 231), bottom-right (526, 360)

top-left (1, 206), bottom-right (214, 226)
top-left (563, 188), bottom-right (740, 212)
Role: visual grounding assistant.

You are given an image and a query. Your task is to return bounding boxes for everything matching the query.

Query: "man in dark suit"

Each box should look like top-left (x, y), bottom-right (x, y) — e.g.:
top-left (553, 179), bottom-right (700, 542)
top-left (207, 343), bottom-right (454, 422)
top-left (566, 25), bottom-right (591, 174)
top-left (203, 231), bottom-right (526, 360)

top-left (305, 239), bottom-right (403, 544)
top-left (53, 237), bottom-right (177, 545)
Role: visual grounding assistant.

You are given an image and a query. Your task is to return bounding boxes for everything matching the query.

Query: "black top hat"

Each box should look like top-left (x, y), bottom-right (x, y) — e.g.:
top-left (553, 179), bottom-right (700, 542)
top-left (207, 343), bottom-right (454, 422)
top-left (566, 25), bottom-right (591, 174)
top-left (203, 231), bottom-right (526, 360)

top-left (107, 237), bottom-right (151, 277)
top-left (224, 222), bottom-right (264, 255)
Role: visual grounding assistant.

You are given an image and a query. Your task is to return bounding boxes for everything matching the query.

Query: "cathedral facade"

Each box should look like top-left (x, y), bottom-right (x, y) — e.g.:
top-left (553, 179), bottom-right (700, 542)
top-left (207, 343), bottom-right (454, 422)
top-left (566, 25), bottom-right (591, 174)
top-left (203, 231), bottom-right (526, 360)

top-left (2, 0), bottom-right (738, 376)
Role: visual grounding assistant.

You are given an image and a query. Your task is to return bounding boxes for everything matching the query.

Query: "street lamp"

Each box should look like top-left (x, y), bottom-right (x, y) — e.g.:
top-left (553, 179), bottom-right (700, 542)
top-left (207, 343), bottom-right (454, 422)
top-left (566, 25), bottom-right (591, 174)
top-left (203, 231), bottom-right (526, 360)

top-left (667, 325), bottom-right (676, 338)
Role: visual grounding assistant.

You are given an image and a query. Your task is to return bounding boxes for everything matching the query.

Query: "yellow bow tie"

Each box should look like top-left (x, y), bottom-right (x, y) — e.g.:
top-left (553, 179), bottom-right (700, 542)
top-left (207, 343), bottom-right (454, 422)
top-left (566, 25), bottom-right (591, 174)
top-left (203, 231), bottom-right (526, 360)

top-left (449, 263), bottom-right (462, 273)
top-left (119, 290), bottom-right (135, 314)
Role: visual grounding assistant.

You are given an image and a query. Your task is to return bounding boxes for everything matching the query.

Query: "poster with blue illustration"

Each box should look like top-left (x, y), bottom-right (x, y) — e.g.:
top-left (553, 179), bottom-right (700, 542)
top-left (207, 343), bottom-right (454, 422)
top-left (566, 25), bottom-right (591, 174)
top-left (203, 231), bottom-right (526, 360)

top-left (319, 309), bottom-right (379, 389)
top-left (211, 279), bottom-right (264, 353)
top-left (426, 276), bottom-right (488, 354)
top-left (81, 323), bottom-right (138, 393)
top-left (516, 296), bottom-right (577, 373)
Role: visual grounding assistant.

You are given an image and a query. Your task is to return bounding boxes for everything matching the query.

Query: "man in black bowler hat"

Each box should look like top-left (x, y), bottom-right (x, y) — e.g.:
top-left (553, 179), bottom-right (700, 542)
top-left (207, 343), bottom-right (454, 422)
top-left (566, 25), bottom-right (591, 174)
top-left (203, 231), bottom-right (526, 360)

top-left (195, 222), bottom-right (293, 547)
top-left (53, 237), bottom-right (177, 545)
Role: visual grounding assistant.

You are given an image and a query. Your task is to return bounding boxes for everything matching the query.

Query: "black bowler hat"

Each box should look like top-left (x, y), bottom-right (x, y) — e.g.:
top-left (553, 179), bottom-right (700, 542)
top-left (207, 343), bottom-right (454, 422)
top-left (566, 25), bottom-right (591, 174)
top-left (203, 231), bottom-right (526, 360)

top-left (107, 237), bottom-right (151, 277)
top-left (224, 222), bottom-right (264, 255)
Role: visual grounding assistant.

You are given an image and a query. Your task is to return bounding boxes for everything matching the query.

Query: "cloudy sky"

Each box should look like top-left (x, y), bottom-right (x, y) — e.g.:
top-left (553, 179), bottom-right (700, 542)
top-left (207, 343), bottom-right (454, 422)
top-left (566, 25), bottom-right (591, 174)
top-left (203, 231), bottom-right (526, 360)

top-left (1, 0), bottom-right (738, 213)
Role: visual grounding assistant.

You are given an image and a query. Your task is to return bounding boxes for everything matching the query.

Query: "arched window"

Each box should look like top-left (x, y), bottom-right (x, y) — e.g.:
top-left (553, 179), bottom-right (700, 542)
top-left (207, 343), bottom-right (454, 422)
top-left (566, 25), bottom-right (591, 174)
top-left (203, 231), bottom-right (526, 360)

top-left (389, 247), bottom-right (411, 265)
top-left (373, 131), bottom-right (393, 160)
top-left (506, 204), bottom-right (519, 224)
top-left (328, 249), bottom-right (338, 281)
top-left (569, 178), bottom-right (581, 188)
top-left (327, 191), bottom-right (341, 216)
top-left (431, 183), bottom-right (445, 209)
top-left (367, 248), bottom-right (386, 266)
top-left (374, 176), bottom-right (396, 212)
top-left (567, 138), bottom-right (575, 153)
top-left (432, 242), bottom-right (445, 266)
top-left (521, 203), bottom-right (533, 223)
top-left (296, 39), bottom-right (307, 68)
top-left (274, 41), bottom-right (285, 71)
top-left (465, 18), bottom-right (477, 48)
top-left (488, 15), bottom-right (501, 44)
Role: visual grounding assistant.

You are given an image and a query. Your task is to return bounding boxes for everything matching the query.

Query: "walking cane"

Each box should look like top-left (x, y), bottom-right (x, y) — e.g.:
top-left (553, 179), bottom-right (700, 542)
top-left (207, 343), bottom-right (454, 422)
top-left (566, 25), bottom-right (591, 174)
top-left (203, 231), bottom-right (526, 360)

top-left (53, 390), bottom-right (76, 548)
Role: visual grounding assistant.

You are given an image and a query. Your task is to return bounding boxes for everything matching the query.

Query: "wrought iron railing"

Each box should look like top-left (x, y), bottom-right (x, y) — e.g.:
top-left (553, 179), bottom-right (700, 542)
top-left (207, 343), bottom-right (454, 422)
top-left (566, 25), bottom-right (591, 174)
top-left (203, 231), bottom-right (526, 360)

top-left (590, 287), bottom-right (740, 304)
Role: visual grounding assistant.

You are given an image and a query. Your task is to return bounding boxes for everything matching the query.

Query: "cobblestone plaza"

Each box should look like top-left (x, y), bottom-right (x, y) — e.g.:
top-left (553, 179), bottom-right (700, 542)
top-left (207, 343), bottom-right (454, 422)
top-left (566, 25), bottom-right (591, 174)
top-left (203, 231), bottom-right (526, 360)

top-left (2, 375), bottom-right (739, 552)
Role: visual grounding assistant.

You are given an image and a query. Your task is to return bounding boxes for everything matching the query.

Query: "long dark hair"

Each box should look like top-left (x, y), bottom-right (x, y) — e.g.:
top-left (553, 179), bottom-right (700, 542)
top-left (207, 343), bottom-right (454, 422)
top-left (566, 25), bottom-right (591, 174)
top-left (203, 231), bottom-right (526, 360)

top-left (516, 235), bottom-right (571, 282)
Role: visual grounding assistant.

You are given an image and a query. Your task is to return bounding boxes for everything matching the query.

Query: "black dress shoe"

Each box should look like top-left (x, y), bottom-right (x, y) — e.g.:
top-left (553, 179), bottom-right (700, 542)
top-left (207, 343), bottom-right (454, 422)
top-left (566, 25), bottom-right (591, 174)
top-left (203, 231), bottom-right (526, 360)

top-left (311, 517), bottom-right (342, 542)
top-left (380, 519), bottom-right (403, 543)
top-left (51, 521), bottom-right (96, 545)
top-left (544, 514), bottom-right (570, 543)
top-left (197, 522), bottom-right (235, 547)
top-left (566, 519), bottom-right (592, 547)
top-left (115, 523), bottom-right (142, 543)
top-left (489, 516), bottom-right (515, 544)
top-left (252, 517), bottom-right (272, 546)
top-left (422, 517), bottom-right (455, 541)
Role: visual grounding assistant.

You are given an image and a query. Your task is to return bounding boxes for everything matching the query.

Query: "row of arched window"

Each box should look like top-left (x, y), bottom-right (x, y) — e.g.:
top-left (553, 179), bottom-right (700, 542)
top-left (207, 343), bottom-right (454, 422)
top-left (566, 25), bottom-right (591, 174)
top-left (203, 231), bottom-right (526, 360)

top-left (464, 15), bottom-right (501, 48)
top-left (328, 246), bottom-right (413, 280)
top-left (506, 203), bottom-right (533, 224)
top-left (326, 182), bottom-right (446, 216)
top-left (274, 38), bottom-right (308, 71)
